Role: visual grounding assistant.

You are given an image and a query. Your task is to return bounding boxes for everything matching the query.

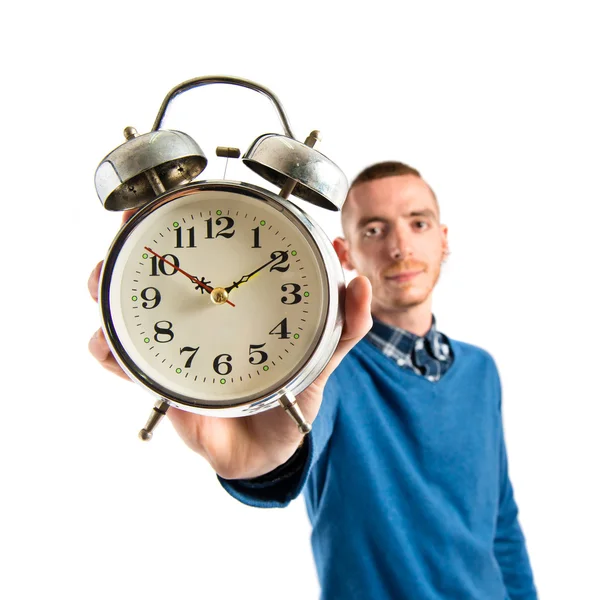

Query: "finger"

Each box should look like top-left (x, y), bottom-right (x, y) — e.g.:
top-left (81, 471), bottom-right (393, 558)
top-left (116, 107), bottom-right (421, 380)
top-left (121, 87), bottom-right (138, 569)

top-left (340, 276), bottom-right (372, 341)
top-left (320, 275), bottom-right (372, 380)
top-left (90, 210), bottom-right (136, 302)
top-left (88, 261), bottom-right (103, 302)
top-left (88, 328), bottom-right (131, 381)
top-left (122, 209), bottom-right (138, 224)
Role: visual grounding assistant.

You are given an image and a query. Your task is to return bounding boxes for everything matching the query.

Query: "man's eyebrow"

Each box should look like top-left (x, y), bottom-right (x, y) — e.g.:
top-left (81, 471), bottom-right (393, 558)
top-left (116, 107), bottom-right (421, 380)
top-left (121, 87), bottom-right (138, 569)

top-left (407, 208), bottom-right (438, 220)
top-left (355, 209), bottom-right (438, 230)
top-left (355, 216), bottom-right (389, 229)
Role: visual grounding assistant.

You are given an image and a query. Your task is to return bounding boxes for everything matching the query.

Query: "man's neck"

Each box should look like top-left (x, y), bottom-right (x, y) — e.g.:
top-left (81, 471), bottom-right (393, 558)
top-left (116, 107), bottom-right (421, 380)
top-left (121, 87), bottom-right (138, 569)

top-left (372, 302), bottom-right (433, 337)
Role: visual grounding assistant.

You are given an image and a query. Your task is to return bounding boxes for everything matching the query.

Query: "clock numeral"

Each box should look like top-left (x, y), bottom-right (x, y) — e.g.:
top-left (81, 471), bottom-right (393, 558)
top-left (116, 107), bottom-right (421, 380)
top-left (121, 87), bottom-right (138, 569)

top-left (141, 287), bottom-right (161, 309)
top-left (150, 254), bottom-right (180, 276)
top-left (180, 346), bottom-right (199, 368)
top-left (269, 318), bottom-right (291, 340)
top-left (269, 251), bottom-right (289, 273)
top-left (249, 343), bottom-right (268, 365)
top-left (205, 217), bottom-right (235, 239)
top-left (281, 283), bottom-right (302, 305)
top-left (251, 226), bottom-right (261, 248)
top-left (213, 353), bottom-right (233, 375)
top-left (154, 321), bottom-right (174, 343)
top-left (175, 226), bottom-right (196, 248)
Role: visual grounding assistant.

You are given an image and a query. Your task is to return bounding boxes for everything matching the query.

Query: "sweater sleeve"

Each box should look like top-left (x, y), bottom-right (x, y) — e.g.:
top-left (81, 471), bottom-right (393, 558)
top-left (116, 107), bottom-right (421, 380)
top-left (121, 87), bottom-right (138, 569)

top-left (493, 379), bottom-right (538, 598)
top-left (217, 375), bottom-right (342, 508)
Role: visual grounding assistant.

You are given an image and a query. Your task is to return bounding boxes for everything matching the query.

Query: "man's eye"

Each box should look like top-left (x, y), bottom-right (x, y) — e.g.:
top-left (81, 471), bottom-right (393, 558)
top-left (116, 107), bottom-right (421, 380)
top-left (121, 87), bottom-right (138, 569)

top-left (414, 220), bottom-right (429, 230)
top-left (364, 226), bottom-right (382, 238)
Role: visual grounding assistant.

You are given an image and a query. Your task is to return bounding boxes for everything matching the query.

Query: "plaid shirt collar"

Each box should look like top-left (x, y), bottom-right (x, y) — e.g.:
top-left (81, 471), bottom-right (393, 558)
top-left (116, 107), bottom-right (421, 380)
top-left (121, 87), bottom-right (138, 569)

top-left (365, 314), bottom-right (453, 382)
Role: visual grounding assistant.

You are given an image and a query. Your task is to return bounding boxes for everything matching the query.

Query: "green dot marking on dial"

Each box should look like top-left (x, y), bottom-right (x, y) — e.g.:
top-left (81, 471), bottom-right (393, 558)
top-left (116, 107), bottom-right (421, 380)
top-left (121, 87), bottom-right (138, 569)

top-left (260, 220), bottom-right (266, 226)
top-left (304, 291), bottom-right (310, 297)
top-left (144, 338), bottom-right (150, 343)
top-left (142, 253), bottom-right (148, 259)
top-left (176, 368), bottom-right (182, 374)
top-left (220, 378), bottom-right (226, 384)
top-left (173, 221), bottom-right (179, 228)
top-left (263, 365), bottom-right (269, 371)
top-left (291, 250), bottom-right (297, 256)
top-left (294, 334), bottom-right (300, 339)
top-left (132, 296), bottom-right (138, 302)
top-left (216, 210), bottom-right (222, 216)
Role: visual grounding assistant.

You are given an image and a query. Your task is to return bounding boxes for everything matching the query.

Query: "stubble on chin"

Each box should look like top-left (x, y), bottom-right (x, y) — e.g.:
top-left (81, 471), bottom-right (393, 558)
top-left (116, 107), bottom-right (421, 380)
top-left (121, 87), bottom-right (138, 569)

top-left (382, 268), bottom-right (441, 311)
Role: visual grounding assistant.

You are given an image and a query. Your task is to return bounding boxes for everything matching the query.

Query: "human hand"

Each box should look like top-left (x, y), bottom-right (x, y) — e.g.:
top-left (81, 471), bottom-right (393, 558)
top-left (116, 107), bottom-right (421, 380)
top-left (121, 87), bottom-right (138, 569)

top-left (88, 210), bottom-right (139, 381)
top-left (166, 273), bottom-right (372, 479)
top-left (88, 210), bottom-right (372, 479)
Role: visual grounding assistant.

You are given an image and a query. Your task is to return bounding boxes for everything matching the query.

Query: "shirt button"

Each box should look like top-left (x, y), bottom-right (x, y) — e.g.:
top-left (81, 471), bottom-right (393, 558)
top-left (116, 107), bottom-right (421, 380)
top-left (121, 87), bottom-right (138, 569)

top-left (415, 340), bottom-right (424, 350)
top-left (397, 358), bottom-right (406, 365)
top-left (427, 376), bottom-right (435, 382)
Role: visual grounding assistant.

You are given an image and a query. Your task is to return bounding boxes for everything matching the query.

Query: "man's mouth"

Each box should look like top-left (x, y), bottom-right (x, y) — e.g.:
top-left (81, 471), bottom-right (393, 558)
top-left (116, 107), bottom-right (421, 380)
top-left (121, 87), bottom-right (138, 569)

top-left (384, 270), bottom-right (423, 282)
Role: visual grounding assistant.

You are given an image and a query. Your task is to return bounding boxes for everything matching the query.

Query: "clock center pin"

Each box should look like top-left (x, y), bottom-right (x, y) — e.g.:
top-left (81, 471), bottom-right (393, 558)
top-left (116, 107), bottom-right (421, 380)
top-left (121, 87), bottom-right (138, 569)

top-left (211, 287), bottom-right (229, 305)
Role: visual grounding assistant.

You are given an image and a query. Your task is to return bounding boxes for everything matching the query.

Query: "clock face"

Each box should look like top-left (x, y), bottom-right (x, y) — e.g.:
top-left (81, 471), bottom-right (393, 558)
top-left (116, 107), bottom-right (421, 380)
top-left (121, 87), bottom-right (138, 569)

top-left (101, 184), bottom-right (332, 410)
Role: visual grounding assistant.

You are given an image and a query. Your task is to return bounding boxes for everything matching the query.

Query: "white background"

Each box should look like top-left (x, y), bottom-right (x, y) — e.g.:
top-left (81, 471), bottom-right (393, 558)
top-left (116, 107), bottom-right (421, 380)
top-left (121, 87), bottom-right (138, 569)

top-left (2, 1), bottom-right (598, 598)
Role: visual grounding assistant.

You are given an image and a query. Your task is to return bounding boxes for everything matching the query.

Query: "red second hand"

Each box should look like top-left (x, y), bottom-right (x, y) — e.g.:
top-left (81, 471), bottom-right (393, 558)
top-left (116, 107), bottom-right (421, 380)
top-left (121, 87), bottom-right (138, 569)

top-left (144, 247), bottom-right (235, 307)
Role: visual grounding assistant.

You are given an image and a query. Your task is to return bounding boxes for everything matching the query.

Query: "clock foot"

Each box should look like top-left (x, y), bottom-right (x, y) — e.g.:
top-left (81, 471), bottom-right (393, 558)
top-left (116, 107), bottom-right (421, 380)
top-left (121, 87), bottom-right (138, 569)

top-left (139, 399), bottom-right (170, 441)
top-left (278, 391), bottom-right (312, 434)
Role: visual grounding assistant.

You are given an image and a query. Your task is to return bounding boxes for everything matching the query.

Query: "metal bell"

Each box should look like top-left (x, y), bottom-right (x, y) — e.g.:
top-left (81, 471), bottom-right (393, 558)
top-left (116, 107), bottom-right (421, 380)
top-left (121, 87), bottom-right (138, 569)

top-left (95, 128), bottom-right (207, 211)
top-left (243, 133), bottom-right (348, 211)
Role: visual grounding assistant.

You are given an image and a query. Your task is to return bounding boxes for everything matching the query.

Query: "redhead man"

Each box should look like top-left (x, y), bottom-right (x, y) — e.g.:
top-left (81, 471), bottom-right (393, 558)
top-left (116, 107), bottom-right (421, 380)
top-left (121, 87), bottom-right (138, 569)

top-left (89, 161), bottom-right (537, 599)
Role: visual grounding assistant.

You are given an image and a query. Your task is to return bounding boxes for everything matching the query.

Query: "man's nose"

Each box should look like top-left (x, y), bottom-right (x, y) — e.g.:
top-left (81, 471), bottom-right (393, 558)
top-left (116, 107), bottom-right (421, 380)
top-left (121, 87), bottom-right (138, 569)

top-left (388, 228), bottom-right (413, 260)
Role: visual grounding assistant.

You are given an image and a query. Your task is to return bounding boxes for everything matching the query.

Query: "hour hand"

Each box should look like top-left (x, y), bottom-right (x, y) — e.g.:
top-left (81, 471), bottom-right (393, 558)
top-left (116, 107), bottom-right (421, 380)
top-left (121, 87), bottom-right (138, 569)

top-left (194, 276), bottom-right (212, 294)
top-left (225, 274), bottom-right (249, 292)
top-left (225, 251), bottom-right (288, 294)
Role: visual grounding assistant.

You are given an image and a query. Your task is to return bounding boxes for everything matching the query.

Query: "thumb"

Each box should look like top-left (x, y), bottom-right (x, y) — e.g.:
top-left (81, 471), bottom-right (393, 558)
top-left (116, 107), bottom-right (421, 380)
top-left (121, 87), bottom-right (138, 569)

top-left (320, 275), bottom-right (372, 381)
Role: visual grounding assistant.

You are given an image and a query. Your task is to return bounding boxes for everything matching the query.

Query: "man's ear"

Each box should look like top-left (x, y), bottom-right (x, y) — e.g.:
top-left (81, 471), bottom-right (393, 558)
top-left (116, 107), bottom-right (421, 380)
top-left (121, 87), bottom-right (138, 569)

top-left (333, 237), bottom-right (355, 271)
top-left (440, 224), bottom-right (449, 262)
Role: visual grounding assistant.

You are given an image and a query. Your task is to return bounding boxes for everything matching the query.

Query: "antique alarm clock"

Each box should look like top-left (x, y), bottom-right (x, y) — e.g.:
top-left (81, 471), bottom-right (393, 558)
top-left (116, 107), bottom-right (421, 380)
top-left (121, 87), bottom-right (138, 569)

top-left (95, 76), bottom-right (348, 440)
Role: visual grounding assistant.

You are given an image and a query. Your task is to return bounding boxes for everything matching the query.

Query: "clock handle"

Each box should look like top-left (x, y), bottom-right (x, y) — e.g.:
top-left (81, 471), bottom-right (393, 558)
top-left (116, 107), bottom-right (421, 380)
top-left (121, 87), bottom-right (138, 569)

top-left (278, 391), bottom-right (312, 435)
top-left (151, 75), bottom-right (296, 139)
top-left (138, 399), bottom-right (170, 441)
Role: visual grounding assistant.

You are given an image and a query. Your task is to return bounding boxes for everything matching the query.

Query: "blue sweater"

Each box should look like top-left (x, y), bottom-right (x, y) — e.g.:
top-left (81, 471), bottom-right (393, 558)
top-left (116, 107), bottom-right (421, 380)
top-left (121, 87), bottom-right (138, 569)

top-left (221, 338), bottom-right (537, 599)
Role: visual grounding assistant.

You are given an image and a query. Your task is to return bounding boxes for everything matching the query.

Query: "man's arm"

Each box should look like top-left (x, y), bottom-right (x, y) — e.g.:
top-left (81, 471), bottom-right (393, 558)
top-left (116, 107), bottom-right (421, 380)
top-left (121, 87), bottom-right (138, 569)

top-left (218, 376), bottom-right (342, 507)
top-left (494, 418), bottom-right (538, 599)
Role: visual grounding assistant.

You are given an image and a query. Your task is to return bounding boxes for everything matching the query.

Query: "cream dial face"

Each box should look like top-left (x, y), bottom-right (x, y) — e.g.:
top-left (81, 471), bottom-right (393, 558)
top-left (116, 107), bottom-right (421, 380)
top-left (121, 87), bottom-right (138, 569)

top-left (103, 187), bottom-right (329, 408)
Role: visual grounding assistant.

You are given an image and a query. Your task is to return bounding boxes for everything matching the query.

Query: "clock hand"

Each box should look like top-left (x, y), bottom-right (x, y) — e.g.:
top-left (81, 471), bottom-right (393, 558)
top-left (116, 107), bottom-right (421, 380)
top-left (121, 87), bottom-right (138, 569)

top-left (144, 247), bottom-right (236, 307)
top-left (225, 251), bottom-right (288, 293)
top-left (144, 247), bottom-right (212, 291)
top-left (193, 276), bottom-right (213, 294)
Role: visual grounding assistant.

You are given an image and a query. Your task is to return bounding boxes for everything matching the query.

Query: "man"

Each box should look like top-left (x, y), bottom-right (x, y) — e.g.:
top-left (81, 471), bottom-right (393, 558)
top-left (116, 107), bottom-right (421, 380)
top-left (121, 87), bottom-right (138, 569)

top-left (89, 161), bottom-right (537, 599)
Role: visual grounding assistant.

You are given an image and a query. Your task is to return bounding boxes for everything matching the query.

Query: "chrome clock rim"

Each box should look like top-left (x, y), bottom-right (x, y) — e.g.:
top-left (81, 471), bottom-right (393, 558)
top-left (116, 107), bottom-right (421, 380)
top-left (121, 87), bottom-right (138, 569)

top-left (99, 180), bottom-right (345, 417)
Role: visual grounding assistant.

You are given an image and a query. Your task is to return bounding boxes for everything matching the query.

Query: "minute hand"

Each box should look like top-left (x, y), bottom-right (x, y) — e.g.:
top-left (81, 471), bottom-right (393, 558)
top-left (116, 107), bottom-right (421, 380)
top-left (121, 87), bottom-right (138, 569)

top-left (225, 251), bottom-right (288, 293)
